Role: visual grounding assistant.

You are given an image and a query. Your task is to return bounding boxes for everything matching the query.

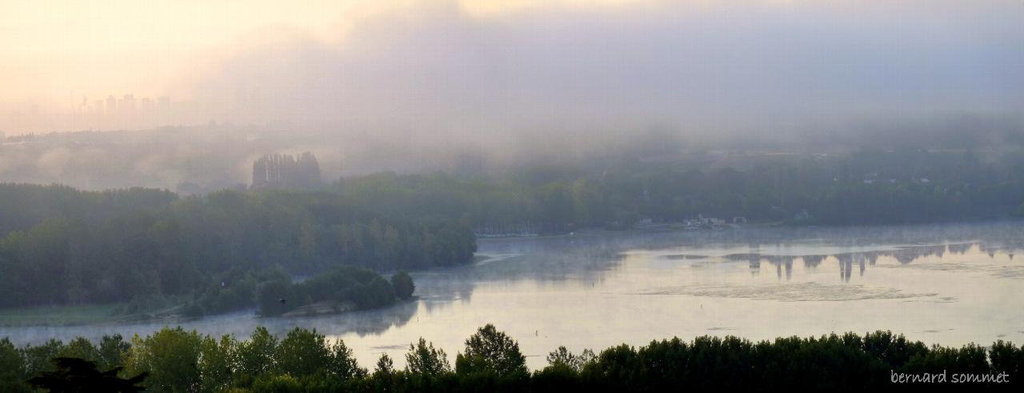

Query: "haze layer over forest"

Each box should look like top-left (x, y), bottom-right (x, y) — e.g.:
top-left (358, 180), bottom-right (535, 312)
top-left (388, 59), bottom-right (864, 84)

top-left (2, 1), bottom-right (1021, 166)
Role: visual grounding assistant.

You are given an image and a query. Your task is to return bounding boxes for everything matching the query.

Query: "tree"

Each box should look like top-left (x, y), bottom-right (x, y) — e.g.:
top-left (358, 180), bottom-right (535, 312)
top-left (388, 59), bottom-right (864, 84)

top-left (391, 271), bottom-right (415, 300)
top-left (0, 338), bottom-right (30, 393)
top-left (545, 346), bottom-right (594, 372)
top-left (370, 354), bottom-right (397, 393)
top-left (27, 357), bottom-right (146, 393)
top-left (374, 354), bottom-right (395, 376)
top-left (124, 328), bottom-right (202, 393)
top-left (329, 338), bottom-right (365, 380)
top-left (235, 327), bottom-right (278, 383)
top-left (534, 346), bottom-right (591, 392)
top-left (0, 182), bottom-right (476, 313)
top-left (989, 340), bottom-right (1023, 383)
top-left (406, 338), bottom-right (451, 377)
top-left (249, 374), bottom-right (302, 392)
top-left (256, 279), bottom-right (292, 317)
top-left (58, 338), bottom-right (101, 365)
top-left (455, 324), bottom-right (528, 378)
top-left (198, 335), bottom-right (236, 393)
top-left (22, 339), bottom-right (65, 381)
top-left (275, 327), bottom-right (331, 378)
top-left (861, 330), bottom-right (927, 370)
top-left (98, 334), bottom-right (130, 371)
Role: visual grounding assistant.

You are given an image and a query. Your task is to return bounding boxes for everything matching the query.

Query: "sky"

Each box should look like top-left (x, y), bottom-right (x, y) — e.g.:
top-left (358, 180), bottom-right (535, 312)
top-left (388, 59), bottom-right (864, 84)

top-left (0, 0), bottom-right (1022, 135)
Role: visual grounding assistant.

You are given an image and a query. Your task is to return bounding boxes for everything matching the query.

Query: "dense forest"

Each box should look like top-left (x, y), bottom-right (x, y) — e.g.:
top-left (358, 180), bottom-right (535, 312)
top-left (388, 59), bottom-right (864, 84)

top-left (0, 184), bottom-right (476, 313)
top-left (255, 269), bottom-right (415, 317)
top-left (1, 325), bottom-right (1019, 392)
top-left (336, 147), bottom-right (1024, 231)
top-left (2, 147), bottom-right (1024, 311)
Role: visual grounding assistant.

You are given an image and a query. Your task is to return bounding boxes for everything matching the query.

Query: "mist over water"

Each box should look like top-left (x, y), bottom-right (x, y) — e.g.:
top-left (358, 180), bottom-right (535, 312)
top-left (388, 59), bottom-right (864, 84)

top-left (3, 221), bottom-right (1022, 370)
top-left (2, 1), bottom-right (1023, 192)
top-left (1, 2), bottom-right (1024, 384)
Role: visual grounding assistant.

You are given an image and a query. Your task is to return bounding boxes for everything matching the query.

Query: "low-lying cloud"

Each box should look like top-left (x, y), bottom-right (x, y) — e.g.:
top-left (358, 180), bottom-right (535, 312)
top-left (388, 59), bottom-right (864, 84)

top-left (184, 0), bottom-right (1024, 143)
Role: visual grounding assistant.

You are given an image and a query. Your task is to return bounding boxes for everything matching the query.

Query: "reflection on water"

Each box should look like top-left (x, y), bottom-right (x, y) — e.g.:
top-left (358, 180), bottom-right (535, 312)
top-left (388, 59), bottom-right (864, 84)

top-left (2, 221), bottom-right (1024, 370)
top-left (707, 241), bottom-right (1009, 283)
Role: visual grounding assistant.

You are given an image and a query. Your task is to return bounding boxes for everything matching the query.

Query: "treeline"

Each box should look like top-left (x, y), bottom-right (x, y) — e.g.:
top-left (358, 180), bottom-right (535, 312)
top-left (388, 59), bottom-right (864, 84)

top-left (2, 326), bottom-right (1021, 392)
top-left (256, 269), bottom-right (415, 317)
top-left (337, 148), bottom-right (1024, 230)
top-left (0, 184), bottom-right (475, 311)
top-left (0, 184), bottom-right (176, 238)
top-left (251, 152), bottom-right (322, 190)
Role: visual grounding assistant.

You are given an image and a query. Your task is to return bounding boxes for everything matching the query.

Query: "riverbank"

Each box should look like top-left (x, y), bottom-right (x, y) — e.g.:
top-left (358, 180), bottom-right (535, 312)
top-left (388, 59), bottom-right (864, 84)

top-left (3, 222), bottom-right (1023, 371)
top-left (0, 304), bottom-right (124, 327)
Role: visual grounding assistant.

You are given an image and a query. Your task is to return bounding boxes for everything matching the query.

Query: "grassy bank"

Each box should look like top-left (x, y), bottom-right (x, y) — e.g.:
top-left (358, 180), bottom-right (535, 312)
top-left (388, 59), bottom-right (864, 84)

top-left (0, 304), bottom-right (122, 327)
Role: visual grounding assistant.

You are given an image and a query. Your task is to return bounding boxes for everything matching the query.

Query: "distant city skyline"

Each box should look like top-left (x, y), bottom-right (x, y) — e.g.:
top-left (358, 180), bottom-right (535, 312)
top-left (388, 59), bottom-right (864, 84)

top-left (1, 1), bottom-right (1021, 136)
top-left (1, 93), bottom-right (199, 134)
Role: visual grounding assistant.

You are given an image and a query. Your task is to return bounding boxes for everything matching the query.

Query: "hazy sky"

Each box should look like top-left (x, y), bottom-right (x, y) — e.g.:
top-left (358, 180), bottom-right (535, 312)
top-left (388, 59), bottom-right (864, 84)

top-left (1, 0), bottom-right (1022, 135)
top-left (0, 0), bottom-right (641, 103)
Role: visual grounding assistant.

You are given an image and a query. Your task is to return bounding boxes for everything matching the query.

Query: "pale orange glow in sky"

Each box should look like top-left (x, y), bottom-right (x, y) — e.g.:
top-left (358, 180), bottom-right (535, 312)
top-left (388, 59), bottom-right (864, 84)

top-left (0, 0), bottom-right (661, 108)
top-left (1, 0), bottom-right (1019, 135)
top-left (0, 0), bottom-right (372, 105)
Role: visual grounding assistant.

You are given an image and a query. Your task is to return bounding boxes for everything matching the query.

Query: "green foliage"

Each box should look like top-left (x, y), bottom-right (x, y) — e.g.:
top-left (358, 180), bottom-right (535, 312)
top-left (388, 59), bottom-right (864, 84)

top-left (256, 265), bottom-right (400, 317)
top-left (391, 271), bottom-right (415, 300)
top-left (328, 338), bottom-right (366, 381)
top-left (58, 337), bottom-right (101, 364)
top-left (197, 269), bottom-right (265, 314)
top-left (124, 328), bottom-right (203, 393)
top-left (3, 327), bottom-right (1024, 392)
top-left (4, 149), bottom-right (1024, 313)
top-left (22, 338), bottom-right (65, 380)
top-left (369, 354), bottom-right (398, 393)
top-left (254, 278), bottom-right (293, 317)
top-left (235, 327), bottom-right (278, 382)
top-left (337, 150), bottom-right (1024, 231)
top-left (406, 338), bottom-right (451, 377)
top-left (0, 184), bottom-right (176, 240)
top-left (98, 334), bottom-right (130, 371)
top-left (544, 346), bottom-right (594, 373)
top-left (0, 184), bottom-right (473, 312)
top-left (249, 374), bottom-right (302, 393)
top-left (198, 335), bottom-right (237, 393)
top-left (0, 338), bottom-right (30, 392)
top-left (456, 324), bottom-right (528, 380)
top-left (275, 328), bottom-right (332, 378)
top-left (375, 353), bottom-right (394, 375)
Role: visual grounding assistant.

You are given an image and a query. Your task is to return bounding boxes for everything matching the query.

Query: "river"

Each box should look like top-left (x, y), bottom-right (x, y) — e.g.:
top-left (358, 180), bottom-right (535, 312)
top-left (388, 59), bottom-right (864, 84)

top-left (3, 222), bottom-right (1023, 370)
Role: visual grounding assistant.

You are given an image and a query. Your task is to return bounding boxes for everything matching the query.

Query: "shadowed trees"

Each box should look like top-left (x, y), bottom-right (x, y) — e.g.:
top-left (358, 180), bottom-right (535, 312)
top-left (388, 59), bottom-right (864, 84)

top-left (391, 271), bottom-right (415, 300)
top-left (27, 357), bottom-right (146, 393)
top-left (0, 184), bottom-right (473, 313)
top-left (3, 327), bottom-right (1023, 392)
top-left (255, 266), bottom-right (398, 317)
top-left (0, 338), bottom-right (29, 393)
top-left (406, 338), bottom-right (451, 377)
top-left (456, 324), bottom-right (528, 378)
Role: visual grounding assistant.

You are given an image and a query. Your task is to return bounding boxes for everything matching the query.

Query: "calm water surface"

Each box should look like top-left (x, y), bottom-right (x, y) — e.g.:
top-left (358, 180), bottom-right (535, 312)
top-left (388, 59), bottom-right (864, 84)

top-left (3, 222), bottom-right (1024, 370)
